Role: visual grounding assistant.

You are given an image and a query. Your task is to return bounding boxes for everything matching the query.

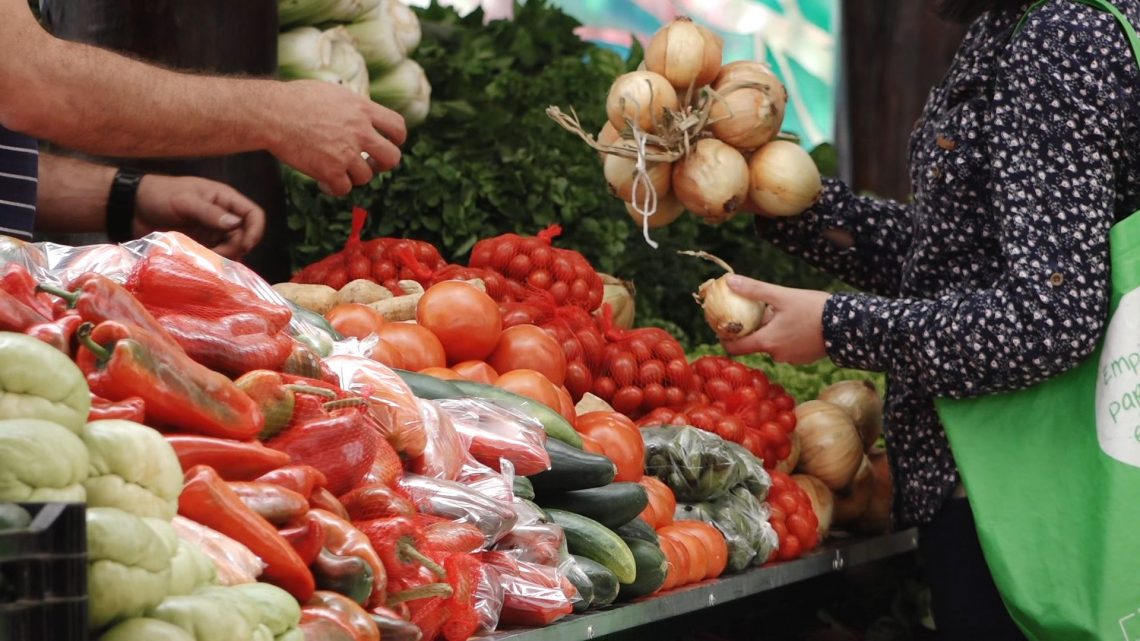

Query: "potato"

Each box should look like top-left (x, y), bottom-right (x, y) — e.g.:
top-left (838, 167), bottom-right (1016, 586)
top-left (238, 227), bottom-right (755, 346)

top-left (338, 279), bottom-right (392, 305)
top-left (271, 283), bottom-right (338, 315)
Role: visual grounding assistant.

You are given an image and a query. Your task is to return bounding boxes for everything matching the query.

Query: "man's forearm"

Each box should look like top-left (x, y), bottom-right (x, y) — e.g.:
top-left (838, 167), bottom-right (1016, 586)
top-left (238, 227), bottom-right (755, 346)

top-left (0, 4), bottom-right (282, 159)
top-left (33, 153), bottom-right (116, 233)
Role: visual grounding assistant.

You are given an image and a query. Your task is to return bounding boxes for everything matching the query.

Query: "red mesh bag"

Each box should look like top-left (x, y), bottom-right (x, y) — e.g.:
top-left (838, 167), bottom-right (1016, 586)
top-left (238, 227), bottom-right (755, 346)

top-left (499, 291), bottom-right (605, 401)
top-left (637, 403), bottom-right (747, 444)
top-left (766, 470), bottom-right (820, 561)
top-left (468, 225), bottom-right (604, 311)
top-left (292, 207), bottom-right (446, 293)
top-left (688, 356), bottom-right (799, 468)
top-left (430, 265), bottom-right (515, 303)
top-left (591, 306), bottom-right (695, 418)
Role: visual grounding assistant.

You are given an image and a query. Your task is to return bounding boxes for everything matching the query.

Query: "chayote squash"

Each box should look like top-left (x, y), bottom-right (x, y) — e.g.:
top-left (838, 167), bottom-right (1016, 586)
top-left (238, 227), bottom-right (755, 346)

top-left (82, 419), bottom-right (184, 520)
top-left (0, 418), bottom-right (88, 502)
top-left (87, 507), bottom-right (173, 630)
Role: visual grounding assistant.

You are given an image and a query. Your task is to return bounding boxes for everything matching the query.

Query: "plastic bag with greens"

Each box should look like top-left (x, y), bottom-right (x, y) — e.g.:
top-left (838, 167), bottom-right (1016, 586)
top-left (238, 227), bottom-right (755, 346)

top-left (675, 485), bottom-right (780, 573)
top-left (641, 425), bottom-right (749, 502)
top-left (725, 441), bottom-right (772, 501)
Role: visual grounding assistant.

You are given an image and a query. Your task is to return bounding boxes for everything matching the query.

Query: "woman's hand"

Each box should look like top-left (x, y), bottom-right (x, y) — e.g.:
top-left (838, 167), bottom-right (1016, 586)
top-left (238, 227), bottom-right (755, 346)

top-left (720, 274), bottom-right (831, 364)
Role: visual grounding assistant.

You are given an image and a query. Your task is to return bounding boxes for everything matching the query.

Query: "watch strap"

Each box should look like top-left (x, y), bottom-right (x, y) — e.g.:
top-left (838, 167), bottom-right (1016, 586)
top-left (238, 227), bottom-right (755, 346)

top-left (107, 168), bottom-right (144, 243)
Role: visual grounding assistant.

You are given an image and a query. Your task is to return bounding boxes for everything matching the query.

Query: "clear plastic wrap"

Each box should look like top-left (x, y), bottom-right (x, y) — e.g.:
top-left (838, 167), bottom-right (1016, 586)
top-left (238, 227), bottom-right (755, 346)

top-left (399, 474), bottom-right (518, 546)
top-left (171, 515), bottom-right (265, 585)
top-left (407, 399), bottom-right (466, 481)
top-left (480, 551), bottom-right (575, 627)
top-left (324, 355), bottom-right (427, 459)
top-left (473, 562), bottom-right (505, 633)
top-left (641, 425), bottom-right (751, 502)
top-left (455, 456), bottom-right (515, 506)
top-left (674, 484), bottom-right (780, 574)
top-left (492, 522), bottom-right (566, 568)
top-left (725, 441), bottom-right (772, 501)
top-left (435, 398), bottom-right (550, 476)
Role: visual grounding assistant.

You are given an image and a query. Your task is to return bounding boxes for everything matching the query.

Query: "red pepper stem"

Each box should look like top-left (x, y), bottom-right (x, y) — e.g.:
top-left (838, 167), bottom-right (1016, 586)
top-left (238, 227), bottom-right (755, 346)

top-left (398, 538), bottom-right (446, 579)
top-left (323, 397), bottom-right (368, 411)
top-left (76, 322), bottom-right (110, 360)
top-left (285, 384), bottom-right (337, 398)
top-left (36, 283), bottom-right (78, 308)
top-left (385, 582), bottom-right (453, 606)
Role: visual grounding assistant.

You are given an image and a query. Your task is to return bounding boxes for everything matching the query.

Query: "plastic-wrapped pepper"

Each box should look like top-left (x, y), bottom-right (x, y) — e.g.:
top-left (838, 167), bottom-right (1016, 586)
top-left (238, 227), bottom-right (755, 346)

top-left (227, 482), bottom-right (310, 526)
top-left (358, 437), bottom-right (403, 489)
top-left (0, 290), bottom-right (49, 332)
top-left (279, 512), bottom-right (325, 566)
top-left (25, 314), bottom-right (82, 354)
top-left (77, 321), bottom-right (264, 440)
top-left (266, 407), bottom-right (378, 497)
top-left (340, 485), bottom-right (417, 522)
top-left (297, 617), bottom-right (356, 641)
top-left (369, 606), bottom-right (423, 641)
top-left (235, 370), bottom-right (338, 441)
top-left (166, 435), bottom-right (290, 481)
top-left (257, 465), bottom-right (328, 500)
top-left (416, 516), bottom-right (485, 556)
top-left (161, 312), bottom-right (293, 377)
top-left (41, 273), bottom-right (175, 341)
top-left (87, 395), bottom-right (146, 423)
top-left (1, 264), bottom-right (53, 318)
top-left (308, 509), bottom-right (387, 608)
top-left (438, 553), bottom-right (483, 641)
top-left (126, 252), bottom-right (292, 333)
top-left (178, 465), bottom-right (314, 601)
top-left (310, 488), bottom-right (350, 521)
top-left (355, 517), bottom-right (445, 595)
top-left (302, 591), bottom-right (380, 641)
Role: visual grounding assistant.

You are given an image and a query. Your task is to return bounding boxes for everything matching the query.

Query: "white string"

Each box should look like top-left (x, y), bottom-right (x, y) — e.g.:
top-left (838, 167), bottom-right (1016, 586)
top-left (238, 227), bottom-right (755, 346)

top-left (628, 122), bottom-right (660, 250)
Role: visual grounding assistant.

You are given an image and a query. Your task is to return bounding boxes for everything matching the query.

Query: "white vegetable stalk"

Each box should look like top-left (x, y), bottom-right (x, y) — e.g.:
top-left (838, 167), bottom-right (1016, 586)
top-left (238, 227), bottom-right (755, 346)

top-left (278, 27), bottom-right (334, 77)
top-left (278, 0), bottom-right (329, 28)
top-left (343, 5), bottom-right (406, 74)
top-left (386, 0), bottom-right (422, 55)
top-left (370, 58), bottom-right (432, 127)
top-left (327, 27), bottom-right (371, 98)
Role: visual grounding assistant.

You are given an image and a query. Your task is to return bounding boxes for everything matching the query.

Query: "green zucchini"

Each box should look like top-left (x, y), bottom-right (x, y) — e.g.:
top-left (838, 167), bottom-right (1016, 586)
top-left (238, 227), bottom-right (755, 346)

top-left (512, 475), bottom-right (535, 501)
top-left (572, 555), bottom-right (619, 608)
top-left (450, 380), bottom-right (582, 448)
top-left (546, 509), bottom-right (636, 584)
top-left (613, 517), bottom-right (659, 545)
top-left (394, 370), bottom-right (464, 400)
top-left (565, 563), bottom-right (595, 612)
top-left (617, 538), bottom-right (668, 600)
top-left (530, 439), bottom-right (616, 495)
top-left (538, 483), bottom-right (648, 529)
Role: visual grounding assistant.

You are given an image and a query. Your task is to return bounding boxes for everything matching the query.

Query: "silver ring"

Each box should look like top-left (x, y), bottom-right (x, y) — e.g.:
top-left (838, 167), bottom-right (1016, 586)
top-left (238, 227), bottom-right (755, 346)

top-left (361, 151), bottom-right (381, 172)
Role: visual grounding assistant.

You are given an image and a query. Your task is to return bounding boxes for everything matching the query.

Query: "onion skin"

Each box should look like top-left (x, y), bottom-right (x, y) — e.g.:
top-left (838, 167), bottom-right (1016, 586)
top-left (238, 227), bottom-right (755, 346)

top-left (747, 140), bottom-right (823, 217)
top-left (672, 138), bottom-right (750, 224)
top-left (599, 273), bottom-right (636, 329)
top-left (708, 64), bottom-right (786, 151)
top-left (696, 276), bottom-right (765, 340)
top-left (603, 140), bottom-right (672, 203)
top-left (794, 400), bottom-right (863, 490)
top-left (852, 445), bottom-right (893, 534)
top-left (715, 61), bottom-right (788, 108)
top-left (831, 454), bottom-right (873, 525)
top-left (793, 473), bottom-right (834, 538)
top-left (625, 191), bottom-right (685, 229)
top-left (597, 121), bottom-right (621, 163)
top-left (606, 71), bottom-right (679, 133)
top-left (645, 17), bottom-right (720, 92)
top-left (818, 380), bottom-right (883, 450)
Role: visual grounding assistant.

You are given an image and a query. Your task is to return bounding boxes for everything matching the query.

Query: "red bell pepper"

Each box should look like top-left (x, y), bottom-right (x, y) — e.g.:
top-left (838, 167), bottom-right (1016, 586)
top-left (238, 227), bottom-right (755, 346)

top-left (126, 252), bottom-right (293, 333)
top-left (25, 314), bottom-right (82, 355)
top-left (369, 606), bottom-right (422, 641)
top-left (166, 435), bottom-right (289, 481)
top-left (227, 482), bottom-right (309, 526)
top-left (355, 517), bottom-right (445, 591)
top-left (359, 437), bottom-right (403, 489)
top-left (161, 312), bottom-right (293, 377)
top-left (309, 509), bottom-right (388, 608)
top-left (266, 408), bottom-right (379, 497)
top-left (279, 512), bottom-right (325, 566)
top-left (439, 553), bottom-right (483, 641)
top-left (310, 487), bottom-right (351, 521)
top-left (178, 465), bottom-right (314, 601)
top-left (312, 548), bottom-right (376, 606)
top-left (418, 518), bottom-right (485, 556)
top-left (0, 290), bottom-right (49, 332)
top-left (303, 591), bottom-right (380, 641)
top-left (257, 465), bottom-right (328, 499)
top-left (77, 321), bottom-right (264, 440)
top-left (340, 485), bottom-right (416, 522)
top-left (236, 370), bottom-right (339, 441)
top-left (88, 395), bottom-right (146, 423)
top-left (40, 273), bottom-right (175, 341)
top-left (1, 264), bottom-right (53, 318)
top-left (297, 617), bottom-right (356, 641)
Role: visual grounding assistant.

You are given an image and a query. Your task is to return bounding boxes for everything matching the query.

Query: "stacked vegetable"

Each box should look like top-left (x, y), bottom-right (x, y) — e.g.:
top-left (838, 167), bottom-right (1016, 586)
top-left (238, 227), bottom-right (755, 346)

top-left (547, 17), bottom-right (824, 235)
top-left (277, 0), bottom-right (432, 127)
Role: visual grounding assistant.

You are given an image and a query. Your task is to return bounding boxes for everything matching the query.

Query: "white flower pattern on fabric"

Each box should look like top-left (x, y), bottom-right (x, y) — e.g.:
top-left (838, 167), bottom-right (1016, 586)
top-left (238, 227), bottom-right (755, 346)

top-left (757, 0), bottom-right (1140, 526)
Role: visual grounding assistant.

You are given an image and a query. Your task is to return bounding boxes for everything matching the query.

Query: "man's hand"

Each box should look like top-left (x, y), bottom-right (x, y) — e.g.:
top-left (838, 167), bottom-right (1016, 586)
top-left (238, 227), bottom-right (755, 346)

top-left (134, 175), bottom-right (265, 259)
top-left (720, 275), bottom-right (831, 365)
top-left (267, 80), bottom-right (407, 196)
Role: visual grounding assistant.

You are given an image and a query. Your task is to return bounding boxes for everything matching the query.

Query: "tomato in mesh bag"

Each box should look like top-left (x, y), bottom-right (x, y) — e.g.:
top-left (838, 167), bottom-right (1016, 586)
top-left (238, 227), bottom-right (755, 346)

top-left (430, 264), bottom-right (515, 303)
top-left (766, 470), bottom-right (820, 561)
top-left (590, 306), bottom-right (694, 418)
top-left (500, 291), bottom-right (605, 401)
top-left (292, 207), bottom-right (446, 293)
top-left (468, 225), bottom-right (604, 311)
top-left (637, 403), bottom-right (747, 444)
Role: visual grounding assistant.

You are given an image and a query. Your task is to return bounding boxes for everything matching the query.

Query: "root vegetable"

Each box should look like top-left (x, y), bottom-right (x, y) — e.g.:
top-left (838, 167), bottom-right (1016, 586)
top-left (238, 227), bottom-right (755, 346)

top-left (367, 292), bottom-right (421, 322)
top-left (338, 279), bottom-right (393, 305)
top-left (852, 445), bottom-right (893, 534)
top-left (599, 274), bottom-right (636, 329)
top-left (644, 17), bottom-right (722, 92)
top-left (624, 191), bottom-right (685, 229)
top-left (597, 121), bottom-right (621, 163)
top-left (708, 65), bottom-right (786, 150)
top-left (794, 400), bottom-right (863, 490)
top-left (604, 140), bottom-right (672, 203)
top-left (793, 473), bottom-right (833, 538)
top-left (818, 380), bottom-right (883, 450)
top-left (397, 280), bottom-right (425, 295)
top-left (679, 251), bottom-right (766, 340)
top-left (606, 71), bottom-right (679, 133)
top-left (672, 138), bottom-right (750, 224)
top-left (273, 283), bottom-right (339, 315)
top-left (832, 454), bottom-right (873, 525)
top-left (747, 140), bottom-right (823, 217)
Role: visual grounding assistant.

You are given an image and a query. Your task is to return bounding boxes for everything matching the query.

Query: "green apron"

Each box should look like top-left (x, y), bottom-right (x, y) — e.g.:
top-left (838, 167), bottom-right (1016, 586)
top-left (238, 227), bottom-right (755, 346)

top-left (936, 4), bottom-right (1140, 639)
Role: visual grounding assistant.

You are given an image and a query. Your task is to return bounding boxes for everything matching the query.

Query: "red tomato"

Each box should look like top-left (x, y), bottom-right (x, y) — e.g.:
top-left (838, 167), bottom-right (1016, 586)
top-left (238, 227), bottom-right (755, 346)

top-left (664, 533), bottom-right (692, 587)
top-left (660, 529), bottom-right (707, 585)
top-left (610, 386), bottom-right (645, 417)
top-left (578, 432), bottom-right (606, 456)
top-left (375, 323), bottom-right (446, 371)
top-left (639, 476), bottom-right (676, 528)
top-left (657, 537), bottom-right (681, 592)
top-left (776, 410), bottom-right (797, 432)
top-left (576, 411), bottom-right (645, 482)
top-left (369, 339), bottom-right (405, 370)
top-left (773, 393), bottom-right (795, 411)
top-left (495, 369), bottom-right (561, 411)
top-left (667, 521), bottom-right (728, 579)
top-left (555, 386), bottom-right (576, 425)
top-left (488, 325), bottom-right (568, 386)
top-left (451, 361), bottom-right (499, 384)
top-left (416, 282), bottom-right (502, 363)
top-left (419, 366), bottom-right (462, 380)
top-left (325, 303), bottom-right (385, 339)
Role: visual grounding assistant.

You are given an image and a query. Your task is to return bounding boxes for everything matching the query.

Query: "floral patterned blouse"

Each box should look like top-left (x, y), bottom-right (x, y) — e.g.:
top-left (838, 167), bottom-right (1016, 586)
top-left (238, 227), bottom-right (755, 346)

top-left (760, 0), bottom-right (1140, 526)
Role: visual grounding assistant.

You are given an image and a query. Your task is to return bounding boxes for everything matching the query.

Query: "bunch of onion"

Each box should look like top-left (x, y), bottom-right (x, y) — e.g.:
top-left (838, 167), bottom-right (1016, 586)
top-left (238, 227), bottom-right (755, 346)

top-left (644, 17), bottom-right (724, 96)
top-left (708, 61), bottom-right (787, 151)
top-left (793, 400), bottom-right (864, 491)
top-left (748, 140), bottom-right (823, 217)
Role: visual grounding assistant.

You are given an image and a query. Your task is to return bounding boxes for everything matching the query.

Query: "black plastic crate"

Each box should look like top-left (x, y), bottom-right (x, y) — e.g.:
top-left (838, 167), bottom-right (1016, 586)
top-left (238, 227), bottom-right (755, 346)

top-left (0, 503), bottom-right (87, 641)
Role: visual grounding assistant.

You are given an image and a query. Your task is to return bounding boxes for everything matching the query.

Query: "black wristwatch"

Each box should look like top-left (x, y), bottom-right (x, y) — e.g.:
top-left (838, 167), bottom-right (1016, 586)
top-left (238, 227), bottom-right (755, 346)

top-left (106, 168), bottom-right (145, 243)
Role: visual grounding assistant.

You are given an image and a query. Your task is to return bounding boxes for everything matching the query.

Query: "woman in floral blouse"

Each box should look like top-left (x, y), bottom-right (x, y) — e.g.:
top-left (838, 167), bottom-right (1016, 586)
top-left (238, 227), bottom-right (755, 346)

top-left (725, 0), bottom-right (1140, 637)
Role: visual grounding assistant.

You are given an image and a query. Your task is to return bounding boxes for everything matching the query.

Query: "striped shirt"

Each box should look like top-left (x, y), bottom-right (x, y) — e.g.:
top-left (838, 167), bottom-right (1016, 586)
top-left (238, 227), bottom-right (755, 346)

top-left (0, 125), bottom-right (37, 241)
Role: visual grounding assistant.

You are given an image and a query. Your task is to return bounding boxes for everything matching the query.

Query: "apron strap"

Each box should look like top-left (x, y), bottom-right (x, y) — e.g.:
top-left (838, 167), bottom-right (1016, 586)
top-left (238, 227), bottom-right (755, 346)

top-left (1014, 0), bottom-right (1140, 70)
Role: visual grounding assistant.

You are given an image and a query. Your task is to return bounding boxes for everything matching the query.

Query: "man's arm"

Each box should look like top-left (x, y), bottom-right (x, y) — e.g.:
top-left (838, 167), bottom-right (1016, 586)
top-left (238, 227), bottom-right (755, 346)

top-left (0, 0), bottom-right (405, 195)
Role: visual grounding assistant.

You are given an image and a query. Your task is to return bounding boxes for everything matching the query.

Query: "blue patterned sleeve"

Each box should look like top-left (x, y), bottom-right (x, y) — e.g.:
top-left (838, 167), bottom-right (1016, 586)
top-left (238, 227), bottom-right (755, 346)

top-left (821, 6), bottom-right (1124, 397)
top-left (756, 179), bottom-right (915, 296)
